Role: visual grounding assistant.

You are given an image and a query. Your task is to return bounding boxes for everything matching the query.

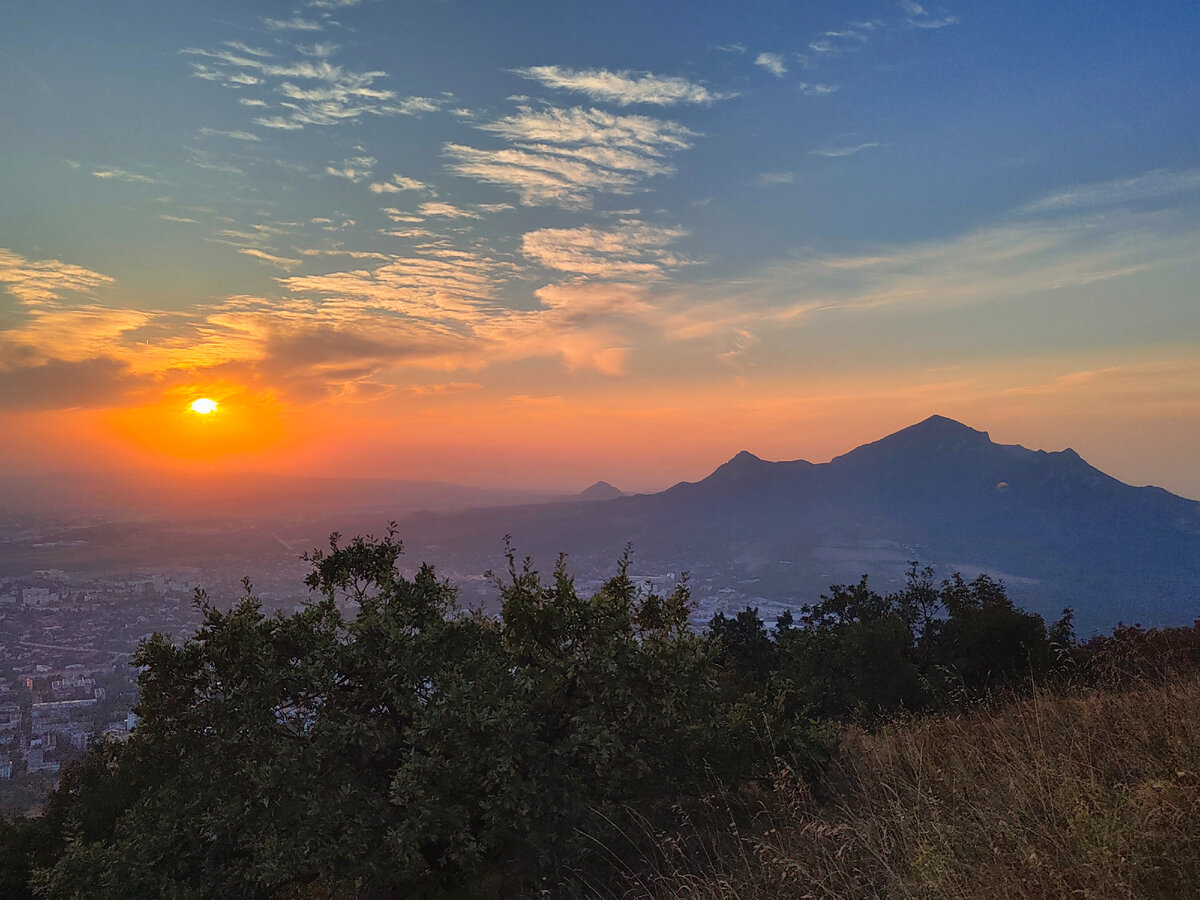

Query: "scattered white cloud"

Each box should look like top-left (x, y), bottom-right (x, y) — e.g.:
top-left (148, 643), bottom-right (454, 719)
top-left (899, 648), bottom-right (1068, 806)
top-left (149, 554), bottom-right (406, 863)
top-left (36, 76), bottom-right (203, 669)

top-left (160, 214), bottom-right (200, 223)
top-left (755, 52), bottom-right (787, 77)
top-left (255, 115), bottom-right (305, 130)
top-left (381, 208), bottom-right (426, 223)
top-left (419, 201), bottom-right (481, 219)
top-left (522, 220), bottom-right (690, 279)
top-left (902, 1), bottom-right (959, 29)
top-left (325, 155), bottom-right (377, 182)
top-left (514, 65), bottom-right (729, 106)
top-left (0, 248), bottom-right (115, 306)
top-left (798, 82), bottom-right (838, 96)
top-left (446, 105), bottom-right (694, 208)
top-left (298, 42), bottom-right (339, 58)
top-left (183, 44), bottom-right (443, 130)
top-left (369, 174), bottom-right (429, 193)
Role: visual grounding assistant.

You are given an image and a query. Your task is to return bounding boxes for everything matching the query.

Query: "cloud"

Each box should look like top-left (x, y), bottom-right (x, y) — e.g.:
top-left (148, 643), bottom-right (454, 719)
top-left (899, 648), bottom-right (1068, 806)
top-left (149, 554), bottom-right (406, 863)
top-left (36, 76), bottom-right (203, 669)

top-left (369, 174), bottom-right (429, 193)
top-left (811, 142), bottom-right (881, 157)
top-left (748, 210), bottom-right (1195, 321)
top-left (445, 105), bottom-right (694, 208)
top-left (239, 248), bottom-right (303, 269)
top-left (756, 172), bottom-right (796, 186)
top-left (199, 127), bottom-right (262, 141)
top-left (754, 53), bottom-right (787, 77)
top-left (91, 167), bottom-right (159, 183)
top-left (325, 155), bottom-right (376, 181)
top-left (522, 221), bottom-right (689, 279)
top-left (1020, 168), bottom-right (1200, 215)
top-left (262, 17), bottom-right (324, 32)
top-left (182, 43), bottom-right (442, 130)
top-left (798, 82), bottom-right (838, 96)
top-left (0, 248), bottom-right (115, 305)
top-left (418, 201), bottom-right (481, 219)
top-left (514, 66), bottom-right (728, 106)
top-left (405, 381), bottom-right (482, 397)
top-left (0, 357), bottom-right (142, 410)
top-left (902, 1), bottom-right (959, 29)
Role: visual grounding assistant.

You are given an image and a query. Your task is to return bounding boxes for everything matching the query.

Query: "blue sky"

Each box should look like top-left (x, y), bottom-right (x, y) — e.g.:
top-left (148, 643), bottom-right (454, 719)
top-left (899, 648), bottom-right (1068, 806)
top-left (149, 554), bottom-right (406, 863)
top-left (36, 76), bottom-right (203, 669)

top-left (2, 1), bottom-right (1199, 494)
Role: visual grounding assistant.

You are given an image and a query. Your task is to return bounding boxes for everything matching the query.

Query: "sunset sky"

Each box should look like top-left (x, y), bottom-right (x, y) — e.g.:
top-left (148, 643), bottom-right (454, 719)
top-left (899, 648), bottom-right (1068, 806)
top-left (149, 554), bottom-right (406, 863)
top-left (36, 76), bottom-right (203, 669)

top-left (3, 1), bottom-right (1199, 496)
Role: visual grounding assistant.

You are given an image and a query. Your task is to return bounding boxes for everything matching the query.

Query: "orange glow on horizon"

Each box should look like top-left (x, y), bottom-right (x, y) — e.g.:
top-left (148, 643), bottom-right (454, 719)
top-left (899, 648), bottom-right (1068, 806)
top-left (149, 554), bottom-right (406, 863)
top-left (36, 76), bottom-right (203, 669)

top-left (103, 387), bottom-right (291, 467)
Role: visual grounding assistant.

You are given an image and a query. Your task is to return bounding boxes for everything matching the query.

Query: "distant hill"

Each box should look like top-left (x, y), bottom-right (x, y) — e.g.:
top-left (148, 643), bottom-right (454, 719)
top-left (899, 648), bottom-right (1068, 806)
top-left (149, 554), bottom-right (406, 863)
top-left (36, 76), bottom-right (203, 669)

top-left (576, 481), bottom-right (625, 502)
top-left (387, 416), bottom-right (1200, 634)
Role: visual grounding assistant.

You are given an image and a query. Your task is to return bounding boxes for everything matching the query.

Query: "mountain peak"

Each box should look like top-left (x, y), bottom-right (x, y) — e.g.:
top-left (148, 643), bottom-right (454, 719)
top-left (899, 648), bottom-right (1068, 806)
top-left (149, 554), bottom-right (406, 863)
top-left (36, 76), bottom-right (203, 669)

top-left (830, 415), bottom-right (993, 467)
top-left (729, 450), bottom-right (762, 464)
top-left (904, 415), bottom-right (990, 442)
top-left (577, 480), bottom-right (624, 501)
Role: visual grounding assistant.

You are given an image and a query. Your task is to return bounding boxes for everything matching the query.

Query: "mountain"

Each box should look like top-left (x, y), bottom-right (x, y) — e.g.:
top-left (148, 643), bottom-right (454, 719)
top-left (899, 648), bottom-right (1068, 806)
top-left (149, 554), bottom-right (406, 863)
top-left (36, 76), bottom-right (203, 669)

top-left (576, 481), bottom-right (625, 502)
top-left (381, 416), bottom-right (1200, 634)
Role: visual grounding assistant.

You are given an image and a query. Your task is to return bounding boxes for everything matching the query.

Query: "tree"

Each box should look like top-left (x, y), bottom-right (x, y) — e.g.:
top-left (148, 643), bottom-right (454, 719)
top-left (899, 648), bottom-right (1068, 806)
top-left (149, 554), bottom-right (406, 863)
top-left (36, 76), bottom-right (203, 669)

top-left (31, 532), bottom-right (776, 897)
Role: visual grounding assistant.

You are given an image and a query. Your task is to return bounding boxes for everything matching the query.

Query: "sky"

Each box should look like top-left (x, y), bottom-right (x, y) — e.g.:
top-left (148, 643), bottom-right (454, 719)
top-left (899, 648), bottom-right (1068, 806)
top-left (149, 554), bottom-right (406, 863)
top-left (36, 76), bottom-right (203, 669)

top-left (2, 0), bottom-right (1199, 497)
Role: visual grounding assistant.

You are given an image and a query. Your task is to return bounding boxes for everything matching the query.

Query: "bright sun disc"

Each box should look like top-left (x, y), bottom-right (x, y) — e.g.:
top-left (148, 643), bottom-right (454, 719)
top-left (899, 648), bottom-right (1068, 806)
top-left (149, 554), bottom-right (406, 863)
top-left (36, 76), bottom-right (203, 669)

top-left (190, 398), bottom-right (218, 414)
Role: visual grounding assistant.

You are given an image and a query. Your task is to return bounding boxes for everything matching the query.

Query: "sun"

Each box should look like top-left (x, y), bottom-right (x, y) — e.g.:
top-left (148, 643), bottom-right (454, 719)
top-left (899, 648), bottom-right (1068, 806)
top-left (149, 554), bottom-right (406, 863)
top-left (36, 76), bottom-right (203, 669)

top-left (190, 398), bottom-right (218, 415)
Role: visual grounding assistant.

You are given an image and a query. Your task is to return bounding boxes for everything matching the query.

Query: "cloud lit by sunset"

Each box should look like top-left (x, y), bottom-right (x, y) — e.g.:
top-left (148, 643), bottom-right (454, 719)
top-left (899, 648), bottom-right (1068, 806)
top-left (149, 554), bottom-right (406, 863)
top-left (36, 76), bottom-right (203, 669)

top-left (2, 3), bottom-right (1199, 497)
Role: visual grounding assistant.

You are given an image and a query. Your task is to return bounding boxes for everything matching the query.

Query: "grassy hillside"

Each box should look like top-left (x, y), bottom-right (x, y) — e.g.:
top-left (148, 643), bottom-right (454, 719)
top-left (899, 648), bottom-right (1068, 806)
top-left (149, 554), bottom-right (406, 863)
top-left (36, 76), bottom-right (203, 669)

top-left (635, 670), bottom-right (1200, 899)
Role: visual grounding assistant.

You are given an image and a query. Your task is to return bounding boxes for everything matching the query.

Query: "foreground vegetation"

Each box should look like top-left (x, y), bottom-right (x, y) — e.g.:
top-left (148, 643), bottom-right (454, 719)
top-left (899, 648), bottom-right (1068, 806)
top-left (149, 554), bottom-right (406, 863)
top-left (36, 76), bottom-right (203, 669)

top-left (635, 668), bottom-right (1200, 898)
top-left (1, 527), bottom-right (1196, 898)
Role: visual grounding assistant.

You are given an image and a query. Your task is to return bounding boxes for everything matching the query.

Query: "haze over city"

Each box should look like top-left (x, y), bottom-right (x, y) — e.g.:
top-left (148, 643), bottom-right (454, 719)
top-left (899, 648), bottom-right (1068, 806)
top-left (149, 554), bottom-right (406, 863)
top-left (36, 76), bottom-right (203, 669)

top-left (3, 1), bottom-right (1198, 498)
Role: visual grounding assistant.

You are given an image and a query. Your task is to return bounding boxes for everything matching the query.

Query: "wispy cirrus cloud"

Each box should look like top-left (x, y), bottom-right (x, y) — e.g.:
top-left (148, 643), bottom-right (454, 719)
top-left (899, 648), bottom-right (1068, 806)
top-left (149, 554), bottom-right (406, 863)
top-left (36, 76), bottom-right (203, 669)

top-left (756, 172), bottom-right (796, 186)
top-left (514, 65), bottom-right (729, 106)
top-left (182, 43), bottom-right (443, 130)
top-left (1020, 168), bottom-right (1200, 215)
top-left (445, 105), bottom-right (694, 209)
top-left (198, 127), bottom-right (262, 142)
top-left (239, 248), bottom-right (303, 270)
top-left (811, 141), bottom-right (880, 157)
top-left (262, 17), bottom-right (324, 32)
top-left (522, 221), bottom-right (689, 279)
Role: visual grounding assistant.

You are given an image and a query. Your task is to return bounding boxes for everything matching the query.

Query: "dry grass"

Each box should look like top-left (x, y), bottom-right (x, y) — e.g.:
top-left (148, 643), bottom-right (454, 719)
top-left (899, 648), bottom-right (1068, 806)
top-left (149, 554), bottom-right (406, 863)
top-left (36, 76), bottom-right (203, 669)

top-left (628, 673), bottom-right (1200, 899)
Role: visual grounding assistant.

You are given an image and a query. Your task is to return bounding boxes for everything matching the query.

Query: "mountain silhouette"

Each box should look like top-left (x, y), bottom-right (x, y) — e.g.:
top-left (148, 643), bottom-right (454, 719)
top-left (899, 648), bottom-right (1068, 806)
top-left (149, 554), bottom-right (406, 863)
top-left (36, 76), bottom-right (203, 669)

top-left (384, 416), bottom-right (1200, 634)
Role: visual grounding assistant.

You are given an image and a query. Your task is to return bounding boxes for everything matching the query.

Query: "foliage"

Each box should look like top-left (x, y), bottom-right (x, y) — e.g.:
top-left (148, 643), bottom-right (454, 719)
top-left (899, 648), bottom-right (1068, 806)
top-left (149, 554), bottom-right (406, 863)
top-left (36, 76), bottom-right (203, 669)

top-left (18, 529), bottom-right (775, 898)
top-left (2, 534), bottom-right (1125, 898)
top-left (709, 563), bottom-right (1073, 724)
